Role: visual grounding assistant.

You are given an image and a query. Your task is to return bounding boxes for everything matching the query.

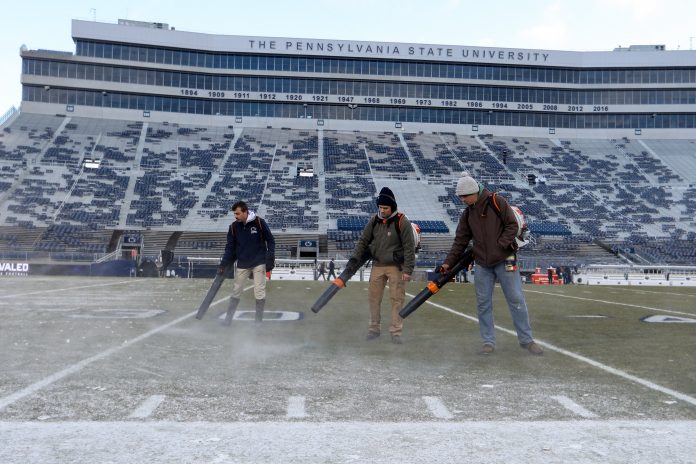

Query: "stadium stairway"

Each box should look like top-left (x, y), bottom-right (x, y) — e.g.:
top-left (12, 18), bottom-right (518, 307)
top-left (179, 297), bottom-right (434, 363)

top-left (396, 132), bottom-right (425, 180)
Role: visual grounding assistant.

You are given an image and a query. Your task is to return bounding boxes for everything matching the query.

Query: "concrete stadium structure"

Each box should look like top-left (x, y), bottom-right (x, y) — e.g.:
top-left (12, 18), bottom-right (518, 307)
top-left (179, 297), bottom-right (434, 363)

top-left (1, 18), bottom-right (696, 275)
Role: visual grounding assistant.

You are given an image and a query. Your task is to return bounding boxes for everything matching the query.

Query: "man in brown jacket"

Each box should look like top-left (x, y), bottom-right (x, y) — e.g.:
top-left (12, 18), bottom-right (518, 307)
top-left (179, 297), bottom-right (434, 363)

top-left (350, 187), bottom-right (416, 344)
top-left (439, 173), bottom-right (543, 355)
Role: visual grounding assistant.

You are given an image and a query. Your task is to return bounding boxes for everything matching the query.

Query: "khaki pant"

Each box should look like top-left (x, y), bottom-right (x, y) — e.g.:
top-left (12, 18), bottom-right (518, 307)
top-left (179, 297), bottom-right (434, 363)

top-left (368, 265), bottom-right (405, 336)
top-left (230, 264), bottom-right (267, 300)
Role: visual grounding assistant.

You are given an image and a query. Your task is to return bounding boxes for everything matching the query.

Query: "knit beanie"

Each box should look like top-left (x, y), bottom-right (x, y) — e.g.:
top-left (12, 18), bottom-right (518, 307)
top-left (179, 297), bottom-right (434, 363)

top-left (455, 171), bottom-right (479, 196)
top-left (376, 187), bottom-right (397, 210)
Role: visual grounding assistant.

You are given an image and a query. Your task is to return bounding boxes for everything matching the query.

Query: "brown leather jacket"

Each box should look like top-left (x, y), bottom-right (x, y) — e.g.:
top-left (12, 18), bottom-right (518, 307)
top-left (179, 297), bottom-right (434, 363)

top-left (444, 188), bottom-right (519, 268)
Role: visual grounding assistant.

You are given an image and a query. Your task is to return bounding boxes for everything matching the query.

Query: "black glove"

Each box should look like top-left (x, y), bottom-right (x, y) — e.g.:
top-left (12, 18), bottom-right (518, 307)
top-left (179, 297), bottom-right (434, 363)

top-left (218, 265), bottom-right (235, 278)
top-left (265, 254), bottom-right (275, 272)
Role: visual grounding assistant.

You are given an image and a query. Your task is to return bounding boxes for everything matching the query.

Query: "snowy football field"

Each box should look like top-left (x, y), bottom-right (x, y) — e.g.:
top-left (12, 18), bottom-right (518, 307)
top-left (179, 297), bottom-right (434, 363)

top-left (1, 276), bottom-right (695, 463)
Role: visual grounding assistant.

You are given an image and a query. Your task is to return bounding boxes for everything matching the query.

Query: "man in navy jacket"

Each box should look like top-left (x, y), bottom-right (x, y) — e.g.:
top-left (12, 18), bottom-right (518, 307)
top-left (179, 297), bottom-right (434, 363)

top-left (219, 201), bottom-right (275, 324)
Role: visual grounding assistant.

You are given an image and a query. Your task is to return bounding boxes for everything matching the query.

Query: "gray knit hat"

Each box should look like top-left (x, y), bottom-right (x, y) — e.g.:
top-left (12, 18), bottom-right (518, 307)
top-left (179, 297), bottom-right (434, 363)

top-left (455, 171), bottom-right (479, 196)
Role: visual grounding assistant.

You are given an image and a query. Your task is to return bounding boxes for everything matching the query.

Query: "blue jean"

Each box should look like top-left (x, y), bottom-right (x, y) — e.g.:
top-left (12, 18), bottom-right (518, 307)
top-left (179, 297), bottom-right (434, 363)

top-left (474, 261), bottom-right (534, 346)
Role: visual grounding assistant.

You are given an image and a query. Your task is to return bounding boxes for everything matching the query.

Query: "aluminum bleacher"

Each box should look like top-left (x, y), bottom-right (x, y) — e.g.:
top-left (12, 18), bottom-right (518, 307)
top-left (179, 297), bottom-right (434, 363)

top-left (0, 114), bottom-right (695, 266)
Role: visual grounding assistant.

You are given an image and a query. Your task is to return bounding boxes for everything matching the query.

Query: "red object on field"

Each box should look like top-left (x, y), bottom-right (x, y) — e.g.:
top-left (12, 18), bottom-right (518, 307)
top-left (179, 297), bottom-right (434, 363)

top-left (531, 267), bottom-right (562, 284)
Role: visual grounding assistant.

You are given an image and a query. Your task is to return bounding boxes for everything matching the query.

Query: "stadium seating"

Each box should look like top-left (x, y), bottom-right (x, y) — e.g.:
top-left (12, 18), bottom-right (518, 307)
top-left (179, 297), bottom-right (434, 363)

top-left (1, 113), bottom-right (695, 266)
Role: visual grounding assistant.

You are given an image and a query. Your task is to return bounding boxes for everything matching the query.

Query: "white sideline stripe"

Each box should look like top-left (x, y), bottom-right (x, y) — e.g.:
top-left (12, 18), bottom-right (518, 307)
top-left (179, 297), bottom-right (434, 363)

top-left (551, 395), bottom-right (597, 418)
top-left (129, 395), bottom-right (165, 419)
top-left (610, 287), bottom-right (696, 298)
top-left (287, 396), bottom-right (307, 418)
top-left (0, 284), bottom-right (254, 411)
top-left (422, 396), bottom-right (453, 419)
top-left (408, 292), bottom-right (696, 407)
top-left (524, 289), bottom-right (696, 317)
top-left (0, 311), bottom-right (194, 411)
top-left (0, 280), bottom-right (136, 299)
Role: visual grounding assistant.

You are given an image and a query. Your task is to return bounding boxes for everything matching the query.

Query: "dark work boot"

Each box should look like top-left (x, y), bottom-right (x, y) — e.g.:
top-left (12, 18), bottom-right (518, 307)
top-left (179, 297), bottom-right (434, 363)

top-left (222, 297), bottom-right (240, 326)
top-left (255, 298), bottom-right (265, 322)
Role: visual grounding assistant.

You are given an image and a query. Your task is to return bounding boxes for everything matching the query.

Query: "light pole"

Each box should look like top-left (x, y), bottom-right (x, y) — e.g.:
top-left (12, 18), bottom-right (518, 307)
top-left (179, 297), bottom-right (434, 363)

top-left (347, 103), bottom-right (357, 120)
top-left (101, 91), bottom-right (108, 119)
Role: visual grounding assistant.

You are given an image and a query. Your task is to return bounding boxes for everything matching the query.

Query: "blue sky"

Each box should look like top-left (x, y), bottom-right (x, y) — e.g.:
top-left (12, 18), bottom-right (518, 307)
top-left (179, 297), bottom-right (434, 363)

top-left (2, 0), bottom-right (696, 112)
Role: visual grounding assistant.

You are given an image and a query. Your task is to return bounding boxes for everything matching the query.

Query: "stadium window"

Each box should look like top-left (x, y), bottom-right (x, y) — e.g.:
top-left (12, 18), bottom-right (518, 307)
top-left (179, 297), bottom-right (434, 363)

top-left (610, 70), bottom-right (619, 84)
top-left (125, 46), bottom-right (136, 62)
top-left (55, 62), bottom-right (66, 78)
top-left (76, 90), bottom-right (85, 106)
top-left (677, 114), bottom-right (687, 128)
top-left (75, 63), bottom-right (86, 80)
top-left (511, 112), bottom-right (520, 127)
top-left (135, 69), bottom-right (145, 85)
top-left (539, 69), bottom-right (563, 83)
top-left (181, 51), bottom-right (191, 66)
top-left (112, 45), bottom-right (122, 61)
top-left (679, 69), bottom-right (690, 83)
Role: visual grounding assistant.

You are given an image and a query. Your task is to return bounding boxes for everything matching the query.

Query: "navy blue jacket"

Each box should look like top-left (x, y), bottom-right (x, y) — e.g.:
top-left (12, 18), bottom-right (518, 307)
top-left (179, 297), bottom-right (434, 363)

top-left (220, 213), bottom-right (275, 269)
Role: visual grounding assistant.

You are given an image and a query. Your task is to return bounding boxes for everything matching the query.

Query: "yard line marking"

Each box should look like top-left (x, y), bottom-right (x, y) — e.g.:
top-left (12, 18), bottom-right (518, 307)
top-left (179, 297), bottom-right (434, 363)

top-left (422, 396), bottom-right (454, 419)
top-left (0, 285), bottom-right (254, 411)
top-left (287, 396), bottom-right (307, 418)
top-left (0, 280), bottom-right (136, 299)
top-left (408, 292), bottom-right (696, 407)
top-left (129, 395), bottom-right (165, 419)
top-left (524, 289), bottom-right (696, 317)
top-left (611, 287), bottom-right (696, 298)
top-left (0, 311), bottom-right (193, 411)
top-left (551, 395), bottom-right (597, 418)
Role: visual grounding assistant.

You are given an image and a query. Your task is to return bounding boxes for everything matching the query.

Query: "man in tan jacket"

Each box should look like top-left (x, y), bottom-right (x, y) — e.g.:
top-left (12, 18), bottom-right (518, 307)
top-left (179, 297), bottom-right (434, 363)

top-left (350, 187), bottom-right (416, 344)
